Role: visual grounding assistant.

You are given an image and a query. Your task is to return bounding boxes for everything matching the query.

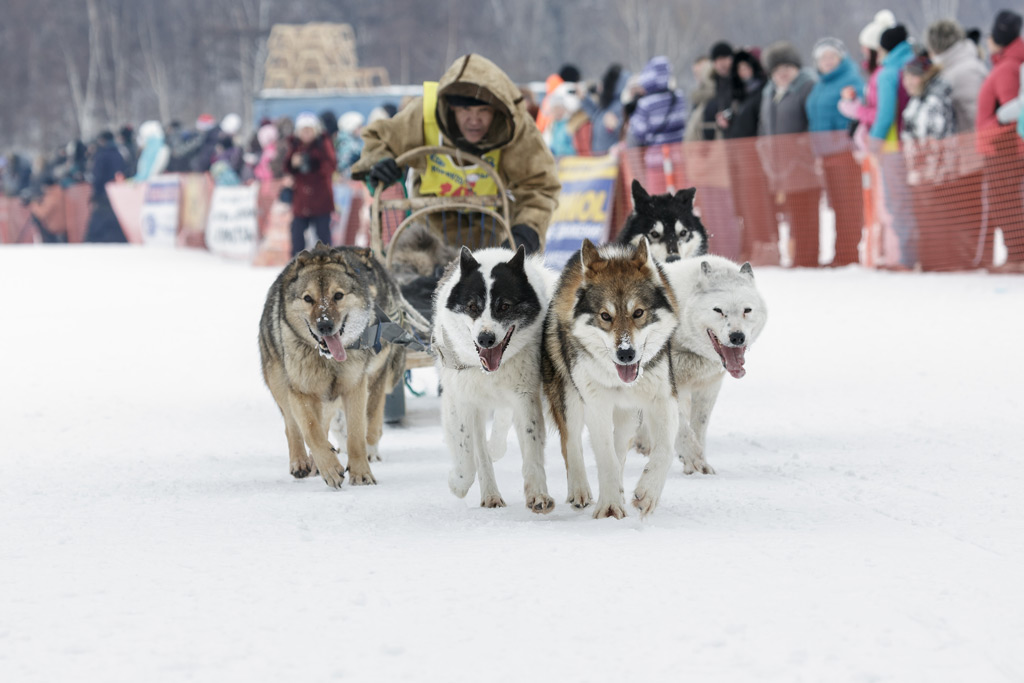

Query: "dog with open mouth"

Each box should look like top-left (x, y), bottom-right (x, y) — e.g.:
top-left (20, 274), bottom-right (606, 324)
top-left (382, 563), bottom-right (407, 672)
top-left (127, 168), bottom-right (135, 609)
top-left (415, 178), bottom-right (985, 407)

top-left (651, 254), bottom-right (768, 475)
top-left (541, 237), bottom-right (680, 519)
top-left (431, 245), bottom-right (556, 512)
top-left (259, 242), bottom-right (429, 489)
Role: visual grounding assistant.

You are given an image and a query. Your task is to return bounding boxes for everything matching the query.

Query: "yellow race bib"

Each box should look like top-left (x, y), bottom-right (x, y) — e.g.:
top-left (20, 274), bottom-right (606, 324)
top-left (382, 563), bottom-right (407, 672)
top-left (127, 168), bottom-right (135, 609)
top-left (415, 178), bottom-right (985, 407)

top-left (420, 81), bottom-right (501, 197)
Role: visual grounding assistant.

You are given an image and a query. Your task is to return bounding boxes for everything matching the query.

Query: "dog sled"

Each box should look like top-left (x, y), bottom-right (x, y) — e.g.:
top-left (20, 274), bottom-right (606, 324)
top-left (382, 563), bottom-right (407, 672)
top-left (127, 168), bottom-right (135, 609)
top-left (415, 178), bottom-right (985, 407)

top-left (368, 145), bottom-right (515, 372)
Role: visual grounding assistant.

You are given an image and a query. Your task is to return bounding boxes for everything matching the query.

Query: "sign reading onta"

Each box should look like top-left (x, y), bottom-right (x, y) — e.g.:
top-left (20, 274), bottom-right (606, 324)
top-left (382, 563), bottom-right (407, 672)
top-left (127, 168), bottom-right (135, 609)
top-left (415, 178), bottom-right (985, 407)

top-left (205, 185), bottom-right (259, 260)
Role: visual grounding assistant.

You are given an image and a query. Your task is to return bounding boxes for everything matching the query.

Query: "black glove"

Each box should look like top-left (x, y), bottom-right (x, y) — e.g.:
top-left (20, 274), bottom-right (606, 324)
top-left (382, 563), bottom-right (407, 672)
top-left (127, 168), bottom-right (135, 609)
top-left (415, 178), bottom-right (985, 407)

top-left (367, 158), bottom-right (403, 188)
top-left (511, 224), bottom-right (541, 255)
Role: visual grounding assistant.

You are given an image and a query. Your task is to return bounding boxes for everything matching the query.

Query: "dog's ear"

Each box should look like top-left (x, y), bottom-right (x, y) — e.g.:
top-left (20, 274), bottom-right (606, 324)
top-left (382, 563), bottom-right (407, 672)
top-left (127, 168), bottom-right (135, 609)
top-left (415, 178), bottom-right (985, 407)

top-left (674, 187), bottom-right (697, 208)
top-left (698, 260), bottom-right (714, 287)
top-left (506, 244), bottom-right (526, 271)
top-left (740, 262), bottom-right (754, 279)
top-left (459, 245), bottom-right (479, 277)
top-left (312, 241), bottom-right (331, 254)
top-left (632, 236), bottom-right (652, 271)
top-left (631, 179), bottom-right (650, 207)
top-left (580, 239), bottom-right (605, 275)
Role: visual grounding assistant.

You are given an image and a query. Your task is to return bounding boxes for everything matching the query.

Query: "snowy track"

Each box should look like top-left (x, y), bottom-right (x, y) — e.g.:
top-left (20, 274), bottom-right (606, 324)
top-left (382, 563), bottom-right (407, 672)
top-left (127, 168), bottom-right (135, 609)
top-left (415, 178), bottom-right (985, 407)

top-left (2, 246), bottom-right (1022, 682)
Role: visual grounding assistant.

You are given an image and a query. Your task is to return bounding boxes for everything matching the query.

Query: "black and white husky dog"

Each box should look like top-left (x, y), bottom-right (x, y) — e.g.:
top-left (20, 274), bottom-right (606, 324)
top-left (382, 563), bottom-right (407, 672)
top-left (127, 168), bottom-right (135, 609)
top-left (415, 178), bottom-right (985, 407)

top-left (431, 246), bottom-right (555, 513)
top-left (617, 179), bottom-right (708, 263)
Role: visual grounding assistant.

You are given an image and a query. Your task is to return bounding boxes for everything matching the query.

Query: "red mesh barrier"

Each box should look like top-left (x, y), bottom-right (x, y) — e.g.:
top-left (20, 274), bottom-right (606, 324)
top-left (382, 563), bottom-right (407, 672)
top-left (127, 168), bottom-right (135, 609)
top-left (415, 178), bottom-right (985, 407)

top-left (618, 131), bottom-right (1024, 271)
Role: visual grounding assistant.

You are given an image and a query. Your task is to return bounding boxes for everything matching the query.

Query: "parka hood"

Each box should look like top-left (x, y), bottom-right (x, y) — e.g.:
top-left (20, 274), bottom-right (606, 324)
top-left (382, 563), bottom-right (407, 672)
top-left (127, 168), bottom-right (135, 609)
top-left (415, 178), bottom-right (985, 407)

top-left (435, 54), bottom-right (524, 153)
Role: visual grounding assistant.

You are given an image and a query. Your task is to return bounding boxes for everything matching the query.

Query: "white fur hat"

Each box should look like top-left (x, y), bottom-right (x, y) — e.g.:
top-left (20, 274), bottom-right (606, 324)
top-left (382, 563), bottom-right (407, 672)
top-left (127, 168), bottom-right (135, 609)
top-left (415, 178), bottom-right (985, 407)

top-left (859, 10), bottom-right (897, 50)
top-left (220, 113), bottom-right (242, 135)
top-left (137, 120), bottom-right (164, 144)
top-left (294, 111), bottom-right (322, 132)
top-left (339, 111), bottom-right (365, 134)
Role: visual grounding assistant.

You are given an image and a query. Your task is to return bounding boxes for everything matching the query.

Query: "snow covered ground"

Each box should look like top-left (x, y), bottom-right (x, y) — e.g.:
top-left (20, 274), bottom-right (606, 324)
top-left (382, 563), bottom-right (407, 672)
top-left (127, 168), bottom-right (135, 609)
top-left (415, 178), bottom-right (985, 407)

top-left (2, 245), bottom-right (1023, 682)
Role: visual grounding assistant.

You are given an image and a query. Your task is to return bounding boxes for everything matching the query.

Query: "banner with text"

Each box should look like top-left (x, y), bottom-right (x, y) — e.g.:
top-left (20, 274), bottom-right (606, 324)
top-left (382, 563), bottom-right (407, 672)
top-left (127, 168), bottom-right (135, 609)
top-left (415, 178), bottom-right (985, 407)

top-left (544, 154), bottom-right (619, 270)
top-left (205, 184), bottom-right (259, 261)
top-left (140, 175), bottom-right (181, 247)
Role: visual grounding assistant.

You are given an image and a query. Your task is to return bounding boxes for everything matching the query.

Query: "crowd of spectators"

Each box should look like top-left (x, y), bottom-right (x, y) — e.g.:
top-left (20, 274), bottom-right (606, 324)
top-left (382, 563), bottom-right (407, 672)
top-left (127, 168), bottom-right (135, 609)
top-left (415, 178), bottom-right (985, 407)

top-left (4, 7), bottom-right (1023, 268)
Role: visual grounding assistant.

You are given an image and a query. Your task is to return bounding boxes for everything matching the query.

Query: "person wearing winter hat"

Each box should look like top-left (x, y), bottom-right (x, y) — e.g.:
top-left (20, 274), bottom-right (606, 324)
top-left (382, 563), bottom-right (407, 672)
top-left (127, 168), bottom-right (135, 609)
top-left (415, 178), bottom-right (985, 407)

top-left (976, 9), bottom-right (1024, 268)
top-left (698, 41), bottom-right (735, 141)
top-left (628, 56), bottom-right (689, 147)
top-left (872, 23), bottom-right (918, 267)
top-left (719, 49), bottom-right (777, 263)
top-left (922, 19), bottom-right (988, 270)
top-left (806, 37), bottom-right (865, 266)
top-left (351, 54), bottom-right (560, 254)
top-left (925, 18), bottom-right (988, 132)
top-left (334, 111), bottom-right (365, 174)
top-left (284, 111), bottom-right (337, 255)
top-left (253, 123), bottom-right (279, 183)
top-left (757, 41), bottom-right (821, 268)
top-left (132, 120), bottom-right (170, 182)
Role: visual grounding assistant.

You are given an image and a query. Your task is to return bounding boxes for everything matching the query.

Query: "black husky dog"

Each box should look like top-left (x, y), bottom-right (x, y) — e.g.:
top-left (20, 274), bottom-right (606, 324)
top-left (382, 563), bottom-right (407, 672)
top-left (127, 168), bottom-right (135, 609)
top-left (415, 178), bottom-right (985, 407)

top-left (616, 179), bottom-right (708, 263)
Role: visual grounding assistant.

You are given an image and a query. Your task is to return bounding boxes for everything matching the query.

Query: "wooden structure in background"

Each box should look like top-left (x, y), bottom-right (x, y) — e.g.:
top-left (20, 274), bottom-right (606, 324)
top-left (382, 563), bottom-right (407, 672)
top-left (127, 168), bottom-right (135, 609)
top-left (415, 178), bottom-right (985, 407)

top-left (263, 23), bottom-right (390, 91)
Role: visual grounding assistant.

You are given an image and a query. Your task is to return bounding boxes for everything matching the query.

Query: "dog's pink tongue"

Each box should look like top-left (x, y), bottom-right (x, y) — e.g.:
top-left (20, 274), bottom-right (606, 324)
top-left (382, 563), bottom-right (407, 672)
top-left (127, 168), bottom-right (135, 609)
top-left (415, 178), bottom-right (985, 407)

top-left (478, 345), bottom-right (504, 372)
top-left (721, 346), bottom-right (746, 378)
top-left (616, 362), bottom-right (639, 384)
top-left (324, 334), bottom-right (347, 362)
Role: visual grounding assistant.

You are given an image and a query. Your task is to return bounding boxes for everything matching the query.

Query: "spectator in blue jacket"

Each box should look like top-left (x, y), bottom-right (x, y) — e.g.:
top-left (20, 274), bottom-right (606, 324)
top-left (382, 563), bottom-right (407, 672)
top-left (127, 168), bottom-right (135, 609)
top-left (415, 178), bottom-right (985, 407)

top-left (580, 63), bottom-right (630, 154)
top-left (806, 37), bottom-right (865, 266)
top-left (872, 24), bottom-right (918, 268)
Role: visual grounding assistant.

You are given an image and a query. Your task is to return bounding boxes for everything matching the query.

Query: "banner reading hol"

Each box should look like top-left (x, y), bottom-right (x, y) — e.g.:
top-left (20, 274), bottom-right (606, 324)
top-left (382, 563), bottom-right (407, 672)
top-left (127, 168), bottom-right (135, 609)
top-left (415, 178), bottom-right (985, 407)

top-left (543, 154), bottom-right (619, 270)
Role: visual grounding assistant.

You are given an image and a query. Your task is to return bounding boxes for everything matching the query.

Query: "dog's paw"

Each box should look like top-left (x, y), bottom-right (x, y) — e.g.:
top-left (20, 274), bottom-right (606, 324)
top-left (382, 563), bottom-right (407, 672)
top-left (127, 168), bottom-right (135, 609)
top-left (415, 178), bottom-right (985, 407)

top-left (290, 454), bottom-right (314, 479)
top-left (630, 435), bottom-right (652, 457)
top-left (526, 493), bottom-right (555, 514)
top-left (348, 467), bottom-right (377, 486)
top-left (593, 499), bottom-right (628, 520)
top-left (366, 443), bottom-right (382, 463)
top-left (566, 486), bottom-right (593, 509)
top-left (480, 494), bottom-right (507, 508)
top-left (681, 454), bottom-right (716, 475)
top-left (319, 462), bottom-right (346, 489)
top-left (632, 488), bottom-right (660, 517)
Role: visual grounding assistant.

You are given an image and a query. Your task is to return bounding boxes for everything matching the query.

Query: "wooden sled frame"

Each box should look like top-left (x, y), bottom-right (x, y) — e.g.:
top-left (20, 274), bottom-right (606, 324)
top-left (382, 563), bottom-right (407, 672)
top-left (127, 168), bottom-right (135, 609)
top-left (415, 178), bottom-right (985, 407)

top-left (369, 146), bottom-right (514, 370)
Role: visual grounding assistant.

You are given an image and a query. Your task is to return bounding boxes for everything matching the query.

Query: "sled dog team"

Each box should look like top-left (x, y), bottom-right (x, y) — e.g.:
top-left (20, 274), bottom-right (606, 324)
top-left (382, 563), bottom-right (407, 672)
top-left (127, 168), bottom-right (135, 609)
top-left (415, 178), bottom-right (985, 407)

top-left (259, 181), bottom-right (768, 519)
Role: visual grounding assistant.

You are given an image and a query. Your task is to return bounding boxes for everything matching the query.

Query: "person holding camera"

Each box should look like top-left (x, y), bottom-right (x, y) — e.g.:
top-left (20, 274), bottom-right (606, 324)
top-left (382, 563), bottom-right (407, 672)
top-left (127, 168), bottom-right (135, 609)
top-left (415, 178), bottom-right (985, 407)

top-left (284, 111), bottom-right (337, 256)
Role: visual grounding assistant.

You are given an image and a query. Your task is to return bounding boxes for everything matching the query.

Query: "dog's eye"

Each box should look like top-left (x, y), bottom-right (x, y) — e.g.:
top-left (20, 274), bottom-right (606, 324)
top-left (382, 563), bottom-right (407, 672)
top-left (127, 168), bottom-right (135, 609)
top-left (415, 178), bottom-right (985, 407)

top-left (334, 292), bottom-right (344, 301)
top-left (499, 302), bottom-right (510, 313)
top-left (468, 303), bottom-right (480, 313)
top-left (600, 312), bottom-right (612, 322)
top-left (650, 231), bottom-right (660, 239)
top-left (744, 307), bottom-right (752, 314)
top-left (713, 307), bottom-right (723, 315)
top-left (633, 308), bottom-right (644, 318)
top-left (303, 295), bottom-right (314, 304)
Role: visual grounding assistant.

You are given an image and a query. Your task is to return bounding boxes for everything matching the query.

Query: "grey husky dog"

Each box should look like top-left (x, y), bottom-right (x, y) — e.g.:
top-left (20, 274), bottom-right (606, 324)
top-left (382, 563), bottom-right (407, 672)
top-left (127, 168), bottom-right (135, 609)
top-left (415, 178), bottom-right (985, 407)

top-left (636, 254), bottom-right (767, 475)
top-left (259, 243), bottom-right (428, 488)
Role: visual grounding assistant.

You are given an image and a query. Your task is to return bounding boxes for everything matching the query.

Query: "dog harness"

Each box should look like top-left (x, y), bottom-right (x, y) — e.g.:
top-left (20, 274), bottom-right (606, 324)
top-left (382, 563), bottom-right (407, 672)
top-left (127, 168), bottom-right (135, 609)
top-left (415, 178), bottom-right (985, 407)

top-left (419, 81), bottom-right (501, 197)
top-left (347, 304), bottom-right (429, 354)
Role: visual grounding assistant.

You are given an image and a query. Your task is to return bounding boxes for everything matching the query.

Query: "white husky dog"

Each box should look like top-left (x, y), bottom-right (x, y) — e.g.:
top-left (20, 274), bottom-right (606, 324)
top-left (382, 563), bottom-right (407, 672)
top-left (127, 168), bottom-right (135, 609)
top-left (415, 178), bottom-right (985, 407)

top-left (431, 245), bottom-right (555, 513)
top-left (647, 254), bottom-right (768, 474)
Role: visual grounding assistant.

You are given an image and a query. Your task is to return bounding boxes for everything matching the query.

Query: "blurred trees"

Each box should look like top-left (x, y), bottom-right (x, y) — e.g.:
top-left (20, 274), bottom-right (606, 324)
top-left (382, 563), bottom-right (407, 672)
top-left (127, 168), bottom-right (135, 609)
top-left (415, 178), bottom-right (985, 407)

top-left (0, 0), bottom-right (1002, 152)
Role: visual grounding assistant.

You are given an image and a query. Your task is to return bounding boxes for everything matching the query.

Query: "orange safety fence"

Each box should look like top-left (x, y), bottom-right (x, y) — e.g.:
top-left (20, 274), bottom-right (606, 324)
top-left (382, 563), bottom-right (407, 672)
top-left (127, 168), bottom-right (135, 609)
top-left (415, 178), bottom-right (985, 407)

top-left (6, 138), bottom-right (1023, 274)
top-left (0, 185), bottom-right (92, 244)
top-left (617, 130), bottom-right (1024, 271)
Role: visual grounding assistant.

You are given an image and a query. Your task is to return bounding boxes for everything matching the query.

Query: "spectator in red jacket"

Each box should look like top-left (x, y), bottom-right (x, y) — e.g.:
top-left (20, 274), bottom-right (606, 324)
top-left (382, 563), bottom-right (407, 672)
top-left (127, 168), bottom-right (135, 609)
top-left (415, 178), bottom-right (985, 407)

top-left (285, 111), bottom-right (337, 256)
top-left (976, 10), bottom-right (1024, 269)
